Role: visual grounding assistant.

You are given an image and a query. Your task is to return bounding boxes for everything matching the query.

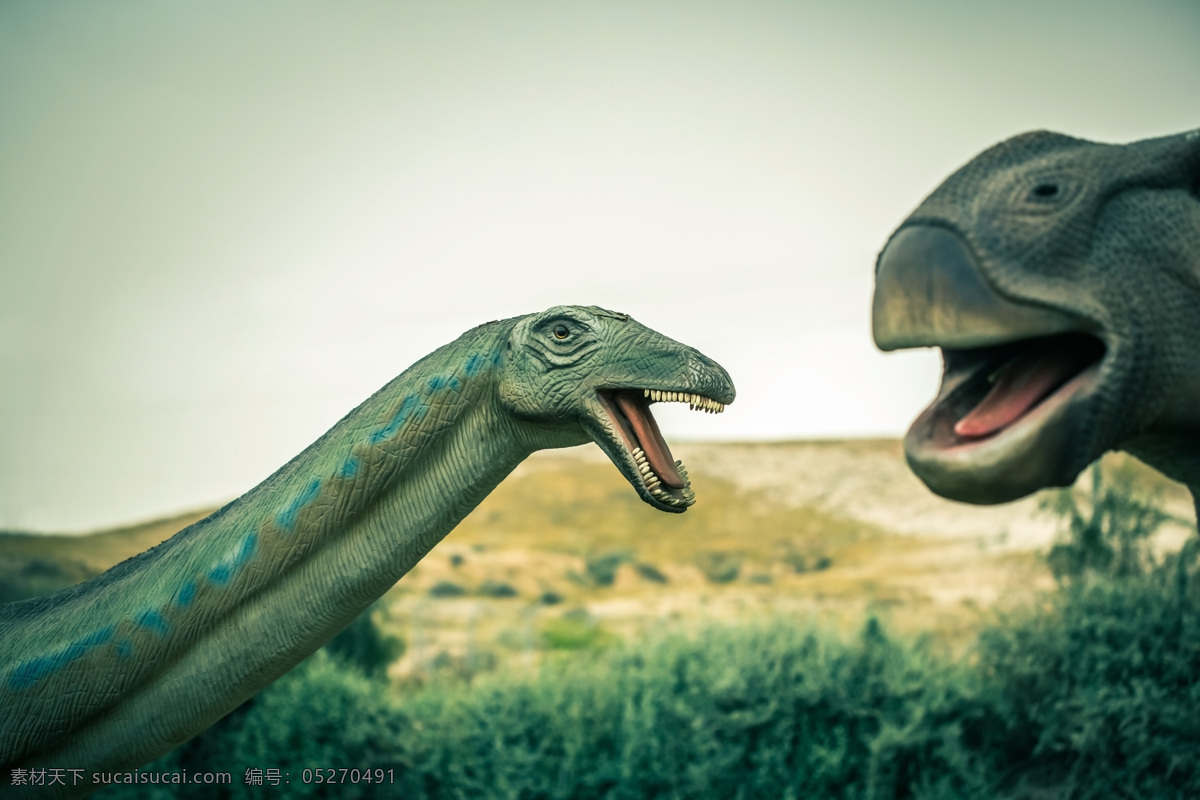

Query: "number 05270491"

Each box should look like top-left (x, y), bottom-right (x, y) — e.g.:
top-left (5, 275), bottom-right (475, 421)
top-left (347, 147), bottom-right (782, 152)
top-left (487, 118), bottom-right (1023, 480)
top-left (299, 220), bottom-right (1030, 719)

top-left (302, 768), bottom-right (394, 785)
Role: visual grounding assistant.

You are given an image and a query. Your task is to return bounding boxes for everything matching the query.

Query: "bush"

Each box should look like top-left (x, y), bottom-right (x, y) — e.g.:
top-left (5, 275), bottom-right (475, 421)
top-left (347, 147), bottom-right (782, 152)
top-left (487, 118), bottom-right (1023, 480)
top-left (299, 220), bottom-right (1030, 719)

top-left (696, 551), bottom-right (741, 583)
top-left (540, 608), bottom-right (612, 651)
top-left (428, 580), bottom-right (467, 598)
top-left (1041, 462), bottom-right (1170, 583)
top-left (585, 550), bottom-right (632, 587)
top-left (633, 562), bottom-right (668, 584)
top-left (477, 580), bottom-right (518, 598)
top-left (976, 548), bottom-right (1200, 799)
top-left (99, 570), bottom-right (1200, 800)
top-left (322, 602), bottom-right (406, 678)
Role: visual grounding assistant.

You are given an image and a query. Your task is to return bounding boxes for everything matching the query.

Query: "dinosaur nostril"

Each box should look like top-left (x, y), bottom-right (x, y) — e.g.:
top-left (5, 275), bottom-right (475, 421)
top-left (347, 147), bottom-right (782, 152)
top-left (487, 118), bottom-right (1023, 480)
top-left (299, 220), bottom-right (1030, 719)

top-left (1032, 183), bottom-right (1059, 198)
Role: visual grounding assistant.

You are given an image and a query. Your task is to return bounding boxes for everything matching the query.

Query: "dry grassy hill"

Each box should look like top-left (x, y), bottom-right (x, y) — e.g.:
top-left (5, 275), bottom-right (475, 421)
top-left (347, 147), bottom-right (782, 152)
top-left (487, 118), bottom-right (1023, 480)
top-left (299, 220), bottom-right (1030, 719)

top-left (3, 440), bottom-right (1193, 678)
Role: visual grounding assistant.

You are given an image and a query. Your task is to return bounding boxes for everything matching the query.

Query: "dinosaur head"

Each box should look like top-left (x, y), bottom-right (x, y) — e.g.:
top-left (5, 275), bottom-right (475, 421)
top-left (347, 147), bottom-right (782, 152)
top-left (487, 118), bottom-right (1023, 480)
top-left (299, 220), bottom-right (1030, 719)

top-left (873, 128), bottom-right (1200, 504)
top-left (498, 305), bottom-right (735, 513)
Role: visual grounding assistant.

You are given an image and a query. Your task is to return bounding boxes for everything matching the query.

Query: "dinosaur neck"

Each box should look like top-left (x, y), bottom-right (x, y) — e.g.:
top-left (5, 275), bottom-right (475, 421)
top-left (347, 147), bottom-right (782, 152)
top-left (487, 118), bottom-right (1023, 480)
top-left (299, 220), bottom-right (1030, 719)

top-left (1, 320), bottom-right (542, 780)
top-left (1121, 433), bottom-right (1200, 524)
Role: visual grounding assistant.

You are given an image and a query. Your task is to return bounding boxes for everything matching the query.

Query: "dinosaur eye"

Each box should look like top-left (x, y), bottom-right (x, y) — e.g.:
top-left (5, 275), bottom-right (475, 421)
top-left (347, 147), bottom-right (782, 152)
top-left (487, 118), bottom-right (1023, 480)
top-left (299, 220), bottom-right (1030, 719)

top-left (1031, 183), bottom-right (1059, 199)
top-left (553, 325), bottom-right (570, 340)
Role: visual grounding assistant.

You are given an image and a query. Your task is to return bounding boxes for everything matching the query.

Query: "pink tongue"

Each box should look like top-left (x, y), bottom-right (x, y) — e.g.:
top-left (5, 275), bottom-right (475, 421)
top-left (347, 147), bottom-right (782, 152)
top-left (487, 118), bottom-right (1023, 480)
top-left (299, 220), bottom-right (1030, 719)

top-left (954, 350), bottom-right (1084, 440)
top-left (615, 393), bottom-right (685, 489)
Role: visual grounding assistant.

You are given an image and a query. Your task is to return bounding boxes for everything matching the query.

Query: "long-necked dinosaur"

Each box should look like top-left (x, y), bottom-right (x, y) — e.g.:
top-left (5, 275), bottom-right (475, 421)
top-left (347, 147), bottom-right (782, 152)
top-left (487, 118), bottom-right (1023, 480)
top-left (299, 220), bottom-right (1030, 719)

top-left (872, 128), bottom-right (1200, 516)
top-left (0, 305), bottom-right (735, 796)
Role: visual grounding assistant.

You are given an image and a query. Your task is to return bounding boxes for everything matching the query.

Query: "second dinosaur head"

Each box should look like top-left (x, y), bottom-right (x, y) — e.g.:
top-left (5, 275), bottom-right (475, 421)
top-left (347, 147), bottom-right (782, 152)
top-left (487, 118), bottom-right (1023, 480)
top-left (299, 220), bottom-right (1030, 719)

top-left (872, 127), bottom-right (1200, 504)
top-left (498, 305), bottom-right (735, 513)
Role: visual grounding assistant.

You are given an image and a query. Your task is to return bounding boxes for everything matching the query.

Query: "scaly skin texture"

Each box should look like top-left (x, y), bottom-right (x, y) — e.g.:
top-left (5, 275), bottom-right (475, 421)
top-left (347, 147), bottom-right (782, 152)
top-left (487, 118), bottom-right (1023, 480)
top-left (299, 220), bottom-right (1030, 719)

top-left (873, 128), bottom-right (1200, 514)
top-left (0, 305), bottom-right (734, 797)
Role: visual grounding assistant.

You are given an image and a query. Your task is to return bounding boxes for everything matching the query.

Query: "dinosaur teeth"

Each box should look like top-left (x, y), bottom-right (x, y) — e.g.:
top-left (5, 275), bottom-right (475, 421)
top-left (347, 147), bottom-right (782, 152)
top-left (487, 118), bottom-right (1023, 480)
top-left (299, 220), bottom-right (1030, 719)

top-left (641, 390), bottom-right (724, 413)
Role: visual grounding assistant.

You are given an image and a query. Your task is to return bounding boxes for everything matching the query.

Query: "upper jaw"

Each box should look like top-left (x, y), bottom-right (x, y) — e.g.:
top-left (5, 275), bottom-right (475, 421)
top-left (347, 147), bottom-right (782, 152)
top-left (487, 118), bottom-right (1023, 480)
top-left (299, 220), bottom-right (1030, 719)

top-left (872, 224), bottom-right (1082, 351)
top-left (874, 224), bottom-right (1111, 504)
top-left (588, 387), bottom-right (729, 513)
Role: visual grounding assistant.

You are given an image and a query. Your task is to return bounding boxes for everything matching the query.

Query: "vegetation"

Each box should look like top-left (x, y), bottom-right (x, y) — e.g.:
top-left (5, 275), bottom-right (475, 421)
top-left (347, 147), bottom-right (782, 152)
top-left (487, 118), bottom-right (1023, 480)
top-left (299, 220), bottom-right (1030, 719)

top-left (89, 459), bottom-right (1199, 799)
top-left (428, 580), bottom-right (467, 598)
top-left (477, 580), bottom-right (519, 598)
top-left (585, 550), bottom-right (633, 587)
top-left (1041, 462), bottom-right (1172, 583)
top-left (977, 551), bottom-right (1200, 798)
top-left (695, 550), bottom-right (741, 584)
top-left (321, 601), bottom-right (406, 679)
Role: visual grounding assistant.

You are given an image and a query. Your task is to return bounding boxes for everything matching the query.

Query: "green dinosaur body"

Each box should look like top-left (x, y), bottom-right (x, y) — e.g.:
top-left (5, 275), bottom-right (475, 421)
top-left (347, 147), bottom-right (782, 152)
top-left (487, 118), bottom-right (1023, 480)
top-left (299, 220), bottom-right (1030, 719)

top-left (0, 305), bottom-right (734, 797)
top-left (872, 128), bottom-right (1200, 512)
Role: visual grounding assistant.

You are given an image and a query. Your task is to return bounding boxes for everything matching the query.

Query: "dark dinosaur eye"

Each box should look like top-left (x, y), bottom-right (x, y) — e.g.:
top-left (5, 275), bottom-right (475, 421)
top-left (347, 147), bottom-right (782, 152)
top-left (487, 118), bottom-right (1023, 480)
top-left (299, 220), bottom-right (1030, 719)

top-left (553, 325), bottom-right (570, 339)
top-left (1031, 183), bottom-right (1059, 198)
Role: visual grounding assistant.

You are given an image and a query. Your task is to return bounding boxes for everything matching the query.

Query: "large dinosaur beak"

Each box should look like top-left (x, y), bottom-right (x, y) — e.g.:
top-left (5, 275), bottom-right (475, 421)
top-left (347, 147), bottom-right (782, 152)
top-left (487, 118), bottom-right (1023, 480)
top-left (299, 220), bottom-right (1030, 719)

top-left (873, 226), bottom-right (1078, 351)
top-left (873, 225), bottom-right (1106, 504)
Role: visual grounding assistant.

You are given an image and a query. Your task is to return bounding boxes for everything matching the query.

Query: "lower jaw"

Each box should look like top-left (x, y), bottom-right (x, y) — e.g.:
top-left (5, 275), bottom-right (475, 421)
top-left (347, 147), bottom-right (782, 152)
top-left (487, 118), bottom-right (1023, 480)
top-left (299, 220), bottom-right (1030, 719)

top-left (903, 366), bottom-right (1100, 505)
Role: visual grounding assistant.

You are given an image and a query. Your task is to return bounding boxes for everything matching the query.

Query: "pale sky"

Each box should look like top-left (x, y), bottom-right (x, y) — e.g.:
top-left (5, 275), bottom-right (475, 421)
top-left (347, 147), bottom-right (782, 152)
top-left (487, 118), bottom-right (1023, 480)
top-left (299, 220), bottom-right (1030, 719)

top-left (1, 0), bottom-right (1197, 531)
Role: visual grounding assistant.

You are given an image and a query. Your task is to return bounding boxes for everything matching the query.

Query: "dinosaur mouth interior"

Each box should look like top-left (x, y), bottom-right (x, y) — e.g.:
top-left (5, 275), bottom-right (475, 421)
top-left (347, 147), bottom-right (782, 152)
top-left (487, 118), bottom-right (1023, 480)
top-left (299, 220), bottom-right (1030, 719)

top-left (597, 389), bottom-right (725, 510)
top-left (924, 332), bottom-right (1106, 449)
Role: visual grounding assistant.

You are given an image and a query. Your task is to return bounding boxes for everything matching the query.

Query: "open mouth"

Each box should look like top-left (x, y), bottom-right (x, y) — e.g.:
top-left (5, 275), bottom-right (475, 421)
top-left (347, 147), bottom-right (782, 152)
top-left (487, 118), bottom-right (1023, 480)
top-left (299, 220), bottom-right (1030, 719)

top-left (920, 332), bottom-right (1106, 450)
top-left (596, 389), bottom-right (726, 512)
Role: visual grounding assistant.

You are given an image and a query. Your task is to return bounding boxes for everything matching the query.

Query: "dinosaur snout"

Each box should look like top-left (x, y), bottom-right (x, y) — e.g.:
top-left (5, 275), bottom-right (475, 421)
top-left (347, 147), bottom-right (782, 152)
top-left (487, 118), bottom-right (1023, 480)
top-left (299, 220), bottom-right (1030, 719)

top-left (686, 349), bottom-right (736, 406)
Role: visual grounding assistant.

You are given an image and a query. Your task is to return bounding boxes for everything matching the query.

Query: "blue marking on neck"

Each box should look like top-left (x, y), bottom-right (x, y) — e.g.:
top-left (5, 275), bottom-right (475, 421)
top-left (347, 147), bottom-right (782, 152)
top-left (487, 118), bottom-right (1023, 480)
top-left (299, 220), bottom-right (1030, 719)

top-left (369, 393), bottom-right (428, 444)
top-left (175, 580), bottom-right (197, 608)
top-left (275, 480), bottom-right (322, 533)
top-left (117, 639), bottom-right (134, 658)
top-left (134, 609), bottom-right (171, 636)
top-left (491, 349), bottom-right (504, 366)
top-left (208, 531), bottom-right (259, 585)
top-left (428, 374), bottom-right (461, 393)
top-left (8, 625), bottom-right (116, 691)
top-left (338, 456), bottom-right (360, 480)
top-left (464, 352), bottom-right (488, 377)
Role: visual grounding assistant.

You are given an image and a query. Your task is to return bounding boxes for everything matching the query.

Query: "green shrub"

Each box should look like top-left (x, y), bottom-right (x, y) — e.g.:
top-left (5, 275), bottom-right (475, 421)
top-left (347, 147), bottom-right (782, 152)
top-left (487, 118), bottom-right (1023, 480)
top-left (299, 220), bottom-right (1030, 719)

top-left (696, 550), bottom-right (741, 583)
top-left (103, 578), bottom-right (1200, 800)
top-left (428, 580), bottom-right (467, 598)
top-left (633, 562), bottom-right (668, 584)
top-left (395, 617), bottom-right (1000, 799)
top-left (322, 602), bottom-right (405, 679)
top-left (477, 580), bottom-right (518, 598)
top-left (585, 550), bottom-right (633, 587)
top-left (976, 549), bottom-right (1200, 799)
top-left (781, 551), bottom-right (831, 574)
top-left (1041, 462), bottom-right (1170, 583)
top-left (540, 609), bottom-right (612, 651)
